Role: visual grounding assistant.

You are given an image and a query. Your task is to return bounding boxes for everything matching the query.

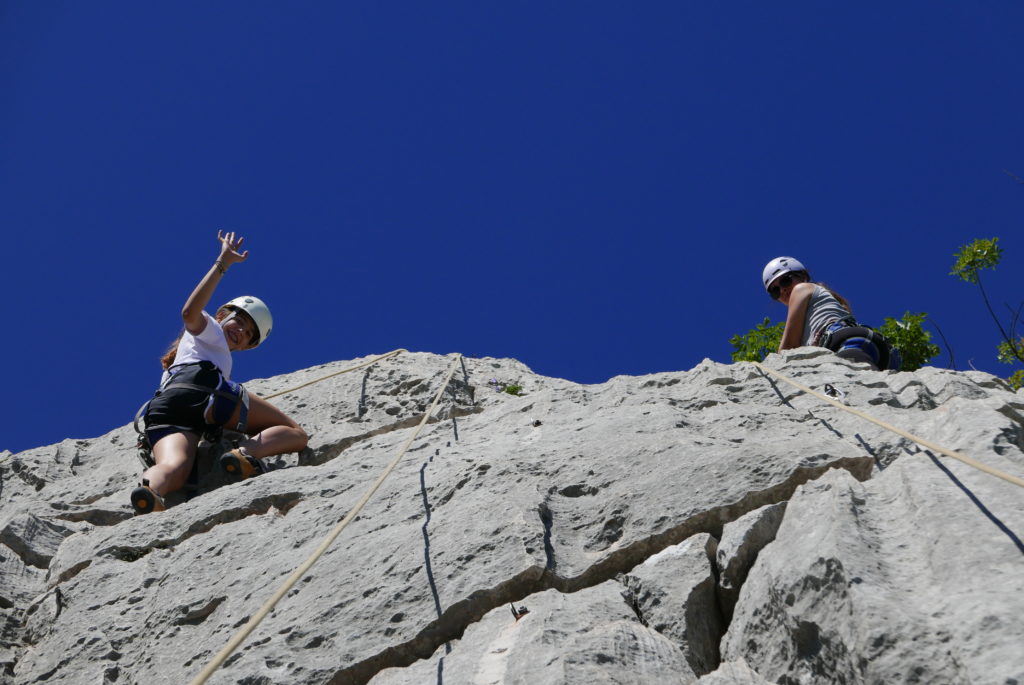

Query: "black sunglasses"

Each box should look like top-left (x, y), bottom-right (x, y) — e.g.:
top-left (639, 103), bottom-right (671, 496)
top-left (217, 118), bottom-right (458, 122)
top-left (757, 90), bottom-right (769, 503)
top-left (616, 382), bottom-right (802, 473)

top-left (768, 273), bottom-right (801, 300)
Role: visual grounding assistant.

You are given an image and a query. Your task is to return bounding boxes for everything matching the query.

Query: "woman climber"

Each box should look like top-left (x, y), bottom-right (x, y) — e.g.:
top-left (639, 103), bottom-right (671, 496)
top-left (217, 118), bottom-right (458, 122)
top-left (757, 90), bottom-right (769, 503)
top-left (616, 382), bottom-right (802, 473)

top-left (131, 231), bottom-right (308, 514)
top-left (762, 256), bottom-right (899, 370)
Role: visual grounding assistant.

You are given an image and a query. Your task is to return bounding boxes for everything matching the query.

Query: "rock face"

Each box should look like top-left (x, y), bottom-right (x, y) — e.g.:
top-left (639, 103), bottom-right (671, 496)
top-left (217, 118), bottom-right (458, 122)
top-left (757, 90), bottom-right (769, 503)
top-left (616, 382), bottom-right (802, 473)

top-left (1, 349), bottom-right (1022, 684)
top-left (622, 533), bottom-right (722, 677)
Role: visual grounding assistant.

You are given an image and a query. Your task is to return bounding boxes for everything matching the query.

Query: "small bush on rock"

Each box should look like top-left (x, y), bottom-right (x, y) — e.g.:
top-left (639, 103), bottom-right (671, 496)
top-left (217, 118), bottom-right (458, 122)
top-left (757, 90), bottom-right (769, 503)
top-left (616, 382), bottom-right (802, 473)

top-left (878, 312), bottom-right (940, 371)
top-left (950, 236), bottom-right (1024, 385)
top-left (730, 317), bottom-right (784, 362)
top-left (488, 378), bottom-right (524, 396)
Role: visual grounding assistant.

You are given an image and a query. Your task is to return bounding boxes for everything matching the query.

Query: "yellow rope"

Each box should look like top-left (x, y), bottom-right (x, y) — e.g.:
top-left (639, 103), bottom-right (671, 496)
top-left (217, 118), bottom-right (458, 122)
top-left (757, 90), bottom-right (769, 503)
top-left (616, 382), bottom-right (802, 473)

top-left (752, 361), bottom-right (1024, 489)
top-left (262, 348), bottom-right (407, 400)
top-left (189, 354), bottom-right (463, 685)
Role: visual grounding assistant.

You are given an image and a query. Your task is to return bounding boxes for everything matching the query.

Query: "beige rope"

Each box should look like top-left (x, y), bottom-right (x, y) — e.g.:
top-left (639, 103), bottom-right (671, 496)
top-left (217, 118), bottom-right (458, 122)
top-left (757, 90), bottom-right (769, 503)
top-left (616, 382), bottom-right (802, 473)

top-left (262, 348), bottom-right (407, 400)
top-left (752, 361), bottom-right (1024, 489)
top-left (0, 353), bottom-right (408, 472)
top-left (189, 354), bottom-right (463, 685)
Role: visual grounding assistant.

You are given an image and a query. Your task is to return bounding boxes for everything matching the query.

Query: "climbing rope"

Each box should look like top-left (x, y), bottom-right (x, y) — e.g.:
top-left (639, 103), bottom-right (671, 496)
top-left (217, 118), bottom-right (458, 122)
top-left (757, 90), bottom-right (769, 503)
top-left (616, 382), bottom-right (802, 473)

top-left (752, 361), bottom-right (1024, 489)
top-left (262, 348), bottom-right (407, 400)
top-left (189, 354), bottom-right (463, 685)
top-left (0, 352), bottom-right (410, 468)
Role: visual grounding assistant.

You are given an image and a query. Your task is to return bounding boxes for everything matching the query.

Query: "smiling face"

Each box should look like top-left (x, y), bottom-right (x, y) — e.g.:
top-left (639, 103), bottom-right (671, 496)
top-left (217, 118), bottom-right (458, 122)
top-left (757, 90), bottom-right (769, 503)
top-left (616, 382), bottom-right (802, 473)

top-left (220, 310), bottom-right (258, 350)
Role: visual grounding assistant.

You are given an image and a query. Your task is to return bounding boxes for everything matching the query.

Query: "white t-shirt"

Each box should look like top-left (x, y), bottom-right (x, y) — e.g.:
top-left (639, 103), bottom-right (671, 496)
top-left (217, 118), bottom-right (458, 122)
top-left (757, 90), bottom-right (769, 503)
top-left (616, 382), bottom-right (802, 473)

top-left (160, 311), bottom-right (233, 384)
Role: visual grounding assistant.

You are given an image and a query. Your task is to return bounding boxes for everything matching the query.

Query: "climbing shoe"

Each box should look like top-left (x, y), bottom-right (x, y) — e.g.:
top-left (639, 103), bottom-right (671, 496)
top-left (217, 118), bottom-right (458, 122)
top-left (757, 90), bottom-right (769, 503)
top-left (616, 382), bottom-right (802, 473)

top-left (130, 480), bottom-right (165, 515)
top-left (220, 449), bottom-right (267, 481)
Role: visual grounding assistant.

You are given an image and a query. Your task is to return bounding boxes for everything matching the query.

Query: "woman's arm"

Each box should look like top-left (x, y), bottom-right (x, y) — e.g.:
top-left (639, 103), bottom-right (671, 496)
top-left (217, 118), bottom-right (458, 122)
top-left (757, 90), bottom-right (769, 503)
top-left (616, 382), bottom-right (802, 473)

top-left (778, 282), bottom-right (815, 351)
top-left (181, 231), bottom-right (250, 335)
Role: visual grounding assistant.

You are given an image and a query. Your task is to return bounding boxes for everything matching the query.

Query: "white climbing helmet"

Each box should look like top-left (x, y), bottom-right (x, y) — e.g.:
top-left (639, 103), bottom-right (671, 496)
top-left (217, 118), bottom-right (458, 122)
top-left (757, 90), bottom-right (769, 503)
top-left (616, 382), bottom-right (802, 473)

top-left (220, 296), bottom-right (273, 347)
top-left (761, 256), bottom-right (807, 292)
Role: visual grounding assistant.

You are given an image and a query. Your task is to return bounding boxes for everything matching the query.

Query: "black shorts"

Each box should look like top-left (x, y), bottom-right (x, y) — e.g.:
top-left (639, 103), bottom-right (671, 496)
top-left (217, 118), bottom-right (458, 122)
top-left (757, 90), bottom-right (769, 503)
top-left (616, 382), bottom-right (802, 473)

top-left (143, 361), bottom-right (242, 445)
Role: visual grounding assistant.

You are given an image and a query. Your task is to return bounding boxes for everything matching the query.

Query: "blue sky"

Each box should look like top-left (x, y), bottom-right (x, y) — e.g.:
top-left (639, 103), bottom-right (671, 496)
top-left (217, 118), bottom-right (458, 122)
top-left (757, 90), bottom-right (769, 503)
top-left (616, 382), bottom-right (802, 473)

top-left (2, 1), bottom-right (1023, 454)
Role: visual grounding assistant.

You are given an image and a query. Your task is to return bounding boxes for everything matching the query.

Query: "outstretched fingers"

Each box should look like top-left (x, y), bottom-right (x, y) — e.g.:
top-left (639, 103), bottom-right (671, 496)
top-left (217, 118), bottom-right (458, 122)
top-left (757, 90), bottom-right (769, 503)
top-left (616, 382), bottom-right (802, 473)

top-left (217, 229), bottom-right (250, 264)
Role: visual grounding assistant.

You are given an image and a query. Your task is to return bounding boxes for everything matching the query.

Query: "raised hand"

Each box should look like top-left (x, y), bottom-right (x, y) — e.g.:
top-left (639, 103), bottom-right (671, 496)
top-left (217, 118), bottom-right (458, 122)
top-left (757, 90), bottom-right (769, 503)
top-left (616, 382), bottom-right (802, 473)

top-left (217, 230), bottom-right (250, 266)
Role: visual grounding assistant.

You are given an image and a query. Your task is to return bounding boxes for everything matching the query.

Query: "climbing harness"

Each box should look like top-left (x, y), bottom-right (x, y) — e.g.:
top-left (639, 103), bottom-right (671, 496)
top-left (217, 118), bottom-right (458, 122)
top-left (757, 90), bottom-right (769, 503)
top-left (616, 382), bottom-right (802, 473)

top-left (130, 349), bottom-right (409, 510)
top-left (760, 256), bottom-right (901, 371)
top-left (189, 354), bottom-right (463, 685)
top-left (134, 362), bottom-right (250, 437)
top-left (133, 350), bottom-right (407, 466)
top-left (752, 361), bottom-right (1024, 489)
top-left (821, 321), bottom-right (901, 371)
top-left (133, 362), bottom-right (250, 463)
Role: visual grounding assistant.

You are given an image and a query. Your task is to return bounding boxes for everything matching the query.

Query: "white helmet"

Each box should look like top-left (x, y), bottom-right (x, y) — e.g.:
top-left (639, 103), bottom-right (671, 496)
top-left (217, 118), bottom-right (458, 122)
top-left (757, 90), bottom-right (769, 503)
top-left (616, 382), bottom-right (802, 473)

top-left (762, 256), bottom-right (807, 292)
top-left (220, 296), bottom-right (273, 347)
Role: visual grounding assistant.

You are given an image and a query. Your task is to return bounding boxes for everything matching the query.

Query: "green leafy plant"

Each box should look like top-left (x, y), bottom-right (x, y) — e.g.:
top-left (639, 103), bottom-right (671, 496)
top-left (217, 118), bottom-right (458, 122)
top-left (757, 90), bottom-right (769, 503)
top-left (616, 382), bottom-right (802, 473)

top-left (950, 237), bottom-right (1024, 385)
top-left (730, 312), bottom-right (940, 370)
top-left (729, 317), bottom-right (784, 362)
top-left (488, 378), bottom-right (524, 396)
top-left (1007, 369), bottom-right (1024, 391)
top-left (877, 312), bottom-right (940, 371)
top-left (950, 237), bottom-right (1003, 284)
top-left (998, 337), bottom-right (1024, 365)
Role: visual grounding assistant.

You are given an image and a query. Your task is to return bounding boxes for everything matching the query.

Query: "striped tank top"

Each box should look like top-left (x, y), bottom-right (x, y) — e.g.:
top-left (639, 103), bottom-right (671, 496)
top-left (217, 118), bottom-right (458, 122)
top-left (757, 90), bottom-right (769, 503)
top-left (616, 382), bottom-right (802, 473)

top-left (801, 285), bottom-right (854, 346)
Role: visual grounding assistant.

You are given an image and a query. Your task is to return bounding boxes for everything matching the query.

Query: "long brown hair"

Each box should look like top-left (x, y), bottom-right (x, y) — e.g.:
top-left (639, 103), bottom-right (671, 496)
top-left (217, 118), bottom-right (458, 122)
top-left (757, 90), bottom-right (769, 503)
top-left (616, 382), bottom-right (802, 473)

top-left (809, 276), bottom-right (852, 314)
top-left (160, 308), bottom-right (231, 369)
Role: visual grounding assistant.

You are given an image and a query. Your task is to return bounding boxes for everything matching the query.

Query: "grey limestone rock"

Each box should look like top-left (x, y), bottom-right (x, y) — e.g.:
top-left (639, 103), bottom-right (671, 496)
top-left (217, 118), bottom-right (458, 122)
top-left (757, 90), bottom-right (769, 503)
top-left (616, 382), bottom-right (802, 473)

top-left (0, 513), bottom-right (74, 570)
top-left (721, 461), bottom-right (1024, 684)
top-left (0, 349), bottom-right (1021, 684)
top-left (715, 501), bottom-right (787, 624)
top-left (696, 658), bottom-right (773, 684)
top-left (371, 581), bottom-right (696, 685)
top-left (622, 533), bottom-right (721, 676)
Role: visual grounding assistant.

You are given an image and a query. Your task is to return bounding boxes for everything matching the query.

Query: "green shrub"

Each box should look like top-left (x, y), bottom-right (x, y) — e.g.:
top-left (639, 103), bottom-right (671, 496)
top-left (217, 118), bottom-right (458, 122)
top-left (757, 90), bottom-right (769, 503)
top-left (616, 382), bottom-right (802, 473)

top-left (488, 378), bottom-right (524, 396)
top-left (729, 317), bottom-right (784, 362)
top-left (997, 337), bottom-right (1024, 365)
top-left (950, 236), bottom-right (1024, 369)
top-left (878, 312), bottom-right (940, 371)
top-left (950, 237), bottom-right (1003, 284)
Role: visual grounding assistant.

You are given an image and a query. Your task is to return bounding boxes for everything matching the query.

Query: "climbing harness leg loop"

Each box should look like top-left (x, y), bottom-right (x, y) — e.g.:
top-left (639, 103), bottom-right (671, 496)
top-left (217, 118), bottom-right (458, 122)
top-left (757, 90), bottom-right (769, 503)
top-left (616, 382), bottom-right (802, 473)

top-left (235, 385), bottom-right (250, 433)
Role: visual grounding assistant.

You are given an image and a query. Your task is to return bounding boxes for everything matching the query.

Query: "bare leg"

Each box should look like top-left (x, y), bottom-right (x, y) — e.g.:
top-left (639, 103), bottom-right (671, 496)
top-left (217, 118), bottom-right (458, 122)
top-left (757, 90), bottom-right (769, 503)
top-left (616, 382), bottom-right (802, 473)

top-left (143, 431), bottom-right (200, 496)
top-left (229, 394), bottom-right (308, 460)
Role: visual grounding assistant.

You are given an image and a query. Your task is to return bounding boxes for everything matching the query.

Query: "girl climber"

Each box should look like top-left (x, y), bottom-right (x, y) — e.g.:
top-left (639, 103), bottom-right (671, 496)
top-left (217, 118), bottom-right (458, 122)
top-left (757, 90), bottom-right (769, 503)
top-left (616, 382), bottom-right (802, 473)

top-left (131, 231), bottom-right (308, 514)
top-left (762, 256), bottom-right (899, 370)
